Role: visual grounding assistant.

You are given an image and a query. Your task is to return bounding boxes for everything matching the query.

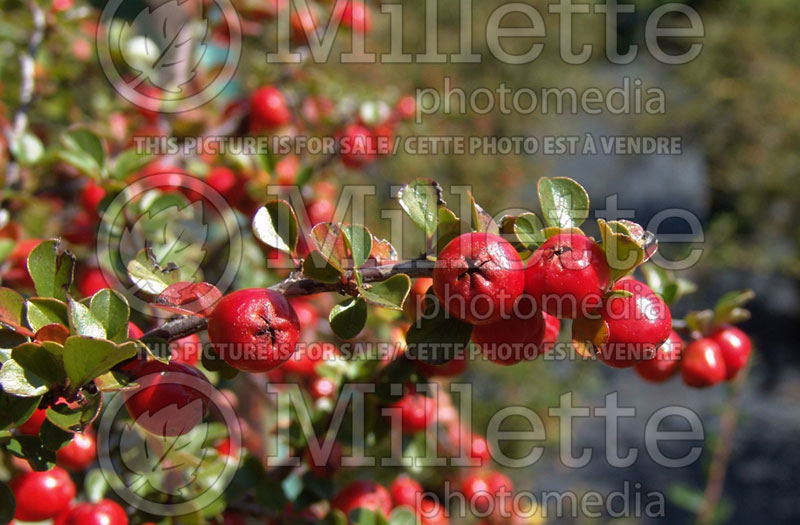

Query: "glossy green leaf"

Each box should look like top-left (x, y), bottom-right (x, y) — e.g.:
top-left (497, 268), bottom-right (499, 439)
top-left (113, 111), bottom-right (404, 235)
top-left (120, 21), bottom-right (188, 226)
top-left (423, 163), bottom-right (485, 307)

top-left (11, 342), bottom-right (66, 385)
top-left (26, 298), bottom-right (68, 332)
top-left (111, 149), bottom-right (152, 180)
top-left (329, 297), bottom-right (368, 340)
top-left (405, 290), bottom-right (473, 364)
top-left (45, 391), bottom-right (103, 432)
top-left (388, 506), bottom-right (417, 525)
top-left (398, 178), bottom-right (443, 238)
top-left (61, 128), bottom-right (105, 168)
top-left (436, 207), bottom-right (464, 255)
top-left (10, 131), bottom-right (44, 165)
top-left (90, 289), bottom-right (130, 341)
top-left (126, 248), bottom-right (182, 295)
top-left (343, 224), bottom-right (373, 269)
top-left (713, 289), bottom-right (755, 326)
top-left (0, 287), bottom-right (27, 332)
top-left (40, 418), bottom-right (74, 451)
top-left (303, 251), bottom-right (345, 283)
top-left (85, 468), bottom-right (110, 503)
top-left (538, 177), bottom-right (590, 229)
top-left (0, 358), bottom-right (50, 397)
top-left (5, 435), bottom-right (56, 470)
top-left (252, 200), bottom-right (299, 254)
top-left (62, 336), bottom-right (137, 389)
top-left (0, 392), bottom-right (41, 431)
top-left (27, 240), bottom-right (75, 301)
top-left (359, 274), bottom-right (411, 310)
top-left (68, 297), bottom-right (106, 339)
top-left (310, 223), bottom-right (349, 273)
top-left (0, 481), bottom-right (14, 524)
top-left (512, 212), bottom-right (546, 249)
top-left (598, 219), bottom-right (645, 283)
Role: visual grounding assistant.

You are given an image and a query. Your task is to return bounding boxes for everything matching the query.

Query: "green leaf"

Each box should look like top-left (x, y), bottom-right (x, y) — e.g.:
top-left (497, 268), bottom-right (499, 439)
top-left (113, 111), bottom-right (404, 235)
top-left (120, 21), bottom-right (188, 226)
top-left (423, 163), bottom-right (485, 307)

top-left (126, 248), bottom-right (182, 295)
top-left (0, 392), bottom-right (41, 431)
top-left (68, 297), bottom-right (107, 339)
top-left (398, 178), bottom-right (443, 238)
top-left (61, 128), bottom-right (105, 170)
top-left (0, 358), bottom-right (50, 397)
top-left (11, 342), bottom-right (66, 385)
top-left (713, 289), bottom-right (755, 326)
top-left (5, 435), bottom-right (57, 470)
top-left (94, 369), bottom-right (138, 392)
top-left (40, 418), bottom-right (74, 451)
top-left (359, 274), bottom-right (411, 310)
top-left (45, 391), bottom-right (103, 432)
top-left (26, 240), bottom-right (75, 301)
top-left (26, 298), bottom-right (68, 332)
top-left (0, 287), bottom-right (27, 332)
top-left (329, 297), bottom-right (368, 340)
top-left (90, 289), bottom-right (130, 341)
top-left (252, 200), bottom-right (299, 254)
top-left (598, 219), bottom-right (645, 283)
top-left (343, 225), bottom-right (373, 269)
top-left (0, 481), bottom-right (15, 524)
top-left (62, 336), bottom-right (137, 389)
top-left (85, 468), bottom-right (110, 503)
top-left (326, 509), bottom-right (348, 525)
top-left (111, 149), bottom-right (152, 180)
top-left (0, 238), bottom-right (16, 264)
top-left (538, 177), bottom-right (590, 229)
top-left (349, 509), bottom-right (386, 525)
top-left (406, 290), bottom-right (473, 364)
top-left (436, 207), bottom-right (464, 255)
top-left (303, 251), bottom-right (345, 283)
top-left (388, 506), bottom-right (417, 525)
top-left (10, 131), bottom-right (44, 165)
top-left (512, 212), bottom-right (546, 250)
top-left (310, 223), bottom-right (349, 273)
top-left (58, 149), bottom-right (101, 177)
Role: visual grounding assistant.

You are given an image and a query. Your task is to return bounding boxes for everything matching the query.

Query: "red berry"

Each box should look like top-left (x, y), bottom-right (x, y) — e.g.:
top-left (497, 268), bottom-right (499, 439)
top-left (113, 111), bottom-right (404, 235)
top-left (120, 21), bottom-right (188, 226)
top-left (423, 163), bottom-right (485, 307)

top-left (541, 312), bottom-right (561, 353)
top-left (250, 86), bottom-right (291, 130)
top-left (388, 389), bottom-right (436, 434)
top-left (206, 166), bottom-right (243, 207)
top-left (419, 498), bottom-right (449, 525)
top-left (390, 475), bottom-right (423, 508)
top-left (275, 155), bottom-right (301, 185)
top-left (472, 295), bottom-right (545, 365)
top-left (396, 95), bottom-right (416, 121)
top-left (635, 331), bottom-right (683, 382)
top-left (461, 471), bottom-right (513, 517)
top-left (710, 325), bottom-right (752, 380)
top-left (339, 124), bottom-right (377, 169)
top-left (305, 440), bottom-right (343, 478)
top-left (127, 322), bottom-right (144, 339)
top-left (17, 406), bottom-right (47, 435)
top-left (433, 232), bottom-right (525, 325)
top-left (331, 480), bottom-right (392, 519)
top-left (306, 198), bottom-right (335, 225)
top-left (525, 233), bottom-right (609, 318)
top-left (10, 467), bottom-right (76, 521)
top-left (469, 434), bottom-right (492, 464)
top-left (81, 180), bottom-right (106, 216)
top-left (335, 0), bottom-right (371, 33)
top-left (123, 360), bottom-right (209, 436)
top-left (56, 431), bottom-right (96, 471)
top-left (580, 278), bottom-right (672, 368)
top-left (59, 499), bottom-right (128, 525)
top-left (681, 338), bottom-right (727, 388)
top-left (215, 436), bottom-right (238, 458)
top-left (208, 289), bottom-right (301, 373)
top-left (416, 350), bottom-right (468, 377)
top-left (77, 267), bottom-right (110, 297)
top-left (170, 333), bottom-right (202, 366)
top-left (404, 277), bottom-right (433, 320)
top-left (310, 376), bottom-right (337, 399)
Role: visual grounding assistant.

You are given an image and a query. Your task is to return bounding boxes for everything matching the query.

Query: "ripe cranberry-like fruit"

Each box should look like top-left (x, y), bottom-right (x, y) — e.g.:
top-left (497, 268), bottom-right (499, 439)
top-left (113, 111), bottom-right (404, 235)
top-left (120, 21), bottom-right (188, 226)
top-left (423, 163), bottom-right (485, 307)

top-left (250, 86), bottom-right (291, 130)
top-left (335, 0), bottom-right (371, 33)
top-left (17, 406), bottom-right (47, 435)
top-left (578, 278), bottom-right (672, 368)
top-left (305, 440), bottom-right (343, 478)
top-left (310, 376), bottom-right (337, 400)
top-left (208, 289), bottom-right (300, 373)
top-left (10, 467), bottom-right (76, 521)
top-left (170, 333), bottom-right (202, 366)
top-left (127, 322), bottom-right (145, 339)
top-left (206, 166), bottom-right (244, 207)
top-left (58, 499), bottom-right (128, 525)
top-left (388, 389), bottom-right (437, 434)
top-left (710, 325), bottom-right (752, 380)
top-left (339, 124), bottom-right (377, 168)
top-left (416, 350), bottom-right (468, 377)
top-left (419, 498), bottom-right (449, 525)
top-left (471, 295), bottom-right (545, 365)
top-left (56, 431), bottom-right (97, 471)
top-left (468, 433), bottom-right (493, 465)
top-left (681, 338), bottom-right (727, 388)
top-left (541, 312), bottom-right (561, 354)
top-left (433, 232), bottom-right (525, 325)
top-left (81, 180), bottom-right (106, 216)
top-left (275, 155), bottom-right (301, 185)
top-left (396, 95), bottom-right (416, 121)
top-left (123, 360), bottom-right (209, 436)
top-left (331, 480), bottom-right (392, 519)
top-left (77, 267), bottom-right (111, 298)
top-left (525, 233), bottom-right (609, 318)
top-left (635, 331), bottom-right (683, 382)
top-left (390, 475), bottom-right (423, 508)
top-left (461, 470), bottom-right (513, 517)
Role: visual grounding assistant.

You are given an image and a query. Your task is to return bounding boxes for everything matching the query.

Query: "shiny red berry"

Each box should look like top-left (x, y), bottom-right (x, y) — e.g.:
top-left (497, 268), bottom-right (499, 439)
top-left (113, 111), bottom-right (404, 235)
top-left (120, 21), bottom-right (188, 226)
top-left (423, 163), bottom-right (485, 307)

top-left (471, 295), bottom-right (545, 365)
top-left (525, 233), bottom-right (609, 318)
top-left (540, 312), bottom-right (561, 354)
top-left (681, 338), bottom-right (727, 387)
top-left (250, 86), bottom-right (291, 130)
top-left (389, 390), bottom-right (436, 434)
top-left (170, 333), bottom-right (202, 366)
top-left (461, 471), bottom-right (513, 517)
top-left (208, 289), bottom-right (301, 373)
top-left (635, 330), bottom-right (683, 382)
top-left (390, 475), bottom-right (423, 508)
top-left (433, 232), bottom-right (525, 325)
top-left (710, 325), bottom-right (752, 380)
top-left (339, 124), bottom-right (377, 169)
top-left (56, 431), bottom-right (97, 471)
top-left (59, 499), bottom-right (128, 525)
top-left (331, 480), bottom-right (392, 519)
top-left (10, 467), bottom-right (76, 522)
top-left (17, 406), bottom-right (47, 435)
top-left (123, 360), bottom-right (209, 436)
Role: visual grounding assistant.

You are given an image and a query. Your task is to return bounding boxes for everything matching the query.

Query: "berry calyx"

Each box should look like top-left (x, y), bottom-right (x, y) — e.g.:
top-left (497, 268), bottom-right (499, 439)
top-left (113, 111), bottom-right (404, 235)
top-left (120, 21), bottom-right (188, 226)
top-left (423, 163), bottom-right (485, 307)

top-left (123, 360), bottom-right (209, 436)
top-left (208, 289), bottom-right (301, 373)
top-left (433, 232), bottom-right (525, 325)
top-left (525, 232), bottom-right (609, 318)
top-left (331, 480), bottom-right (392, 519)
top-left (710, 325), bottom-right (752, 380)
top-left (681, 338), bottom-right (727, 388)
top-left (58, 499), bottom-right (128, 525)
top-left (471, 295), bottom-right (545, 365)
top-left (250, 86), bottom-right (291, 130)
top-left (10, 467), bottom-right (76, 522)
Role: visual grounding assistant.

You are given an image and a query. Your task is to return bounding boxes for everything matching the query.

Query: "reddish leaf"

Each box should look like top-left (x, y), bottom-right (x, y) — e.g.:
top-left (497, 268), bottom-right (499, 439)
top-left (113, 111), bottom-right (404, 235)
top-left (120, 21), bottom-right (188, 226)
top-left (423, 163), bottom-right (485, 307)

top-left (153, 282), bottom-right (222, 318)
top-left (34, 324), bottom-right (70, 345)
